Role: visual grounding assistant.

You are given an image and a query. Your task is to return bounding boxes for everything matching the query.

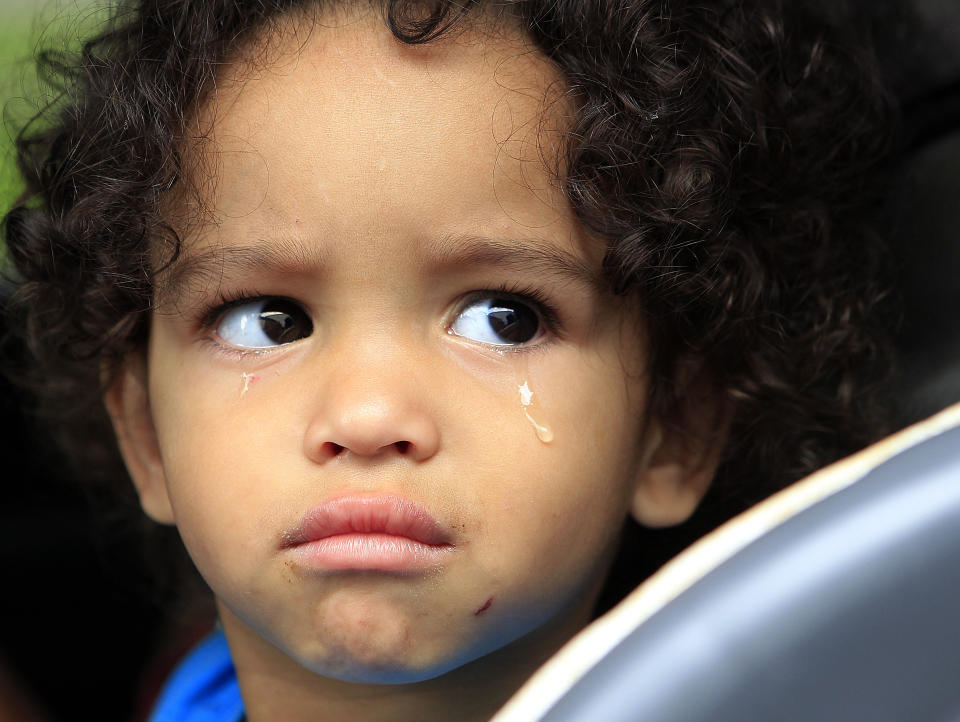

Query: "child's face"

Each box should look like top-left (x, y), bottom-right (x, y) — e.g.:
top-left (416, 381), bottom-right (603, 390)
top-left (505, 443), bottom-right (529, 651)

top-left (109, 10), bottom-right (703, 688)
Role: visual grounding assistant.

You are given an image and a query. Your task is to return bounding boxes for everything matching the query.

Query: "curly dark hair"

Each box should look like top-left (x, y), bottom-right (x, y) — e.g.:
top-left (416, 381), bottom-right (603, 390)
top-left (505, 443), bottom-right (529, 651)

top-left (2, 0), bottom-right (895, 597)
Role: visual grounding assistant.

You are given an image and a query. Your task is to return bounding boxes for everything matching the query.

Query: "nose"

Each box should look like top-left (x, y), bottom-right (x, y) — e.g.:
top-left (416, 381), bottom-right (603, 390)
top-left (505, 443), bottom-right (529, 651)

top-left (301, 353), bottom-right (441, 464)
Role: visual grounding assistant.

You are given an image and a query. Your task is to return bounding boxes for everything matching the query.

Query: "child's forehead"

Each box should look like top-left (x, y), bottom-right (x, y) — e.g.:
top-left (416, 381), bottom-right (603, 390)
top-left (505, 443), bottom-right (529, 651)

top-left (194, 7), bottom-right (571, 152)
top-left (166, 7), bottom-right (586, 272)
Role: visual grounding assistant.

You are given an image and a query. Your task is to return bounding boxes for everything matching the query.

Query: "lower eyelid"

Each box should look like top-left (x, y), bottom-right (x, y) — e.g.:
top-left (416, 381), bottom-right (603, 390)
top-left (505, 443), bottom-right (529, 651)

top-left (198, 335), bottom-right (267, 358)
top-left (444, 330), bottom-right (556, 358)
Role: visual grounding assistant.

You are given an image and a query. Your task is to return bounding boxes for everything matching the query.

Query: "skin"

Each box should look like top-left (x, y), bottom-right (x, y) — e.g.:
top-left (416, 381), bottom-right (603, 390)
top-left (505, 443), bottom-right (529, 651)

top-left (106, 8), bottom-right (721, 721)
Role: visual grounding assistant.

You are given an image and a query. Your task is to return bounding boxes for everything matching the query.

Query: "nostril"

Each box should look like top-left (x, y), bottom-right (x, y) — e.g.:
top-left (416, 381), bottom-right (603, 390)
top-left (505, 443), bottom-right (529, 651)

top-left (321, 442), bottom-right (345, 457)
top-left (394, 440), bottom-right (410, 454)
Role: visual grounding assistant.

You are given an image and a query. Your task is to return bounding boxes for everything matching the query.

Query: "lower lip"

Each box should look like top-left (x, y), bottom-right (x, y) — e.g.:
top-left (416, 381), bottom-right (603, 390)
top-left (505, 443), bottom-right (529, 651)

top-left (289, 533), bottom-right (453, 572)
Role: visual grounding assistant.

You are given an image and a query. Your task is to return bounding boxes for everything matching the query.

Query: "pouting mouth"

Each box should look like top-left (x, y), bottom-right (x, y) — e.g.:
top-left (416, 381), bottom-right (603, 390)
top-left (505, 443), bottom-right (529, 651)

top-left (280, 495), bottom-right (453, 549)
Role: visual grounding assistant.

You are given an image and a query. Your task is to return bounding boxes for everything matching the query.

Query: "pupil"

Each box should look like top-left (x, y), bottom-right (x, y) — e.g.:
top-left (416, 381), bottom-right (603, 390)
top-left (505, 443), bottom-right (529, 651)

top-left (260, 300), bottom-right (310, 343)
top-left (488, 299), bottom-right (538, 343)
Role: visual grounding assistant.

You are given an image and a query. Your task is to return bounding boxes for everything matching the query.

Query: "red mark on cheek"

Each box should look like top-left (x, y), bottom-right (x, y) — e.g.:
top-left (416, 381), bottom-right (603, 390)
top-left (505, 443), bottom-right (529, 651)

top-left (474, 597), bottom-right (494, 616)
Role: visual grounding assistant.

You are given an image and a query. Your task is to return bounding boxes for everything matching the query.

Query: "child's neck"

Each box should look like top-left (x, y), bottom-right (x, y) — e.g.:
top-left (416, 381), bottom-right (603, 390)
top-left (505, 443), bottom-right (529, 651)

top-left (219, 601), bottom-right (593, 722)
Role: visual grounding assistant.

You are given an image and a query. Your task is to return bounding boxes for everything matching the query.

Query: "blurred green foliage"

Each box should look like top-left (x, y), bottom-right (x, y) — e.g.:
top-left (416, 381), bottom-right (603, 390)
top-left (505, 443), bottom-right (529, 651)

top-left (1, 1), bottom-right (107, 218)
top-left (0, 6), bottom-right (41, 215)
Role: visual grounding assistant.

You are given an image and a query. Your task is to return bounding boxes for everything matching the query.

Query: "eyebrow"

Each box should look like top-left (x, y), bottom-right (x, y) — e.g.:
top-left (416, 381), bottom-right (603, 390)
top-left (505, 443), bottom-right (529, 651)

top-left (155, 232), bottom-right (604, 306)
top-left (155, 235), bottom-right (327, 306)
top-left (431, 233), bottom-right (604, 292)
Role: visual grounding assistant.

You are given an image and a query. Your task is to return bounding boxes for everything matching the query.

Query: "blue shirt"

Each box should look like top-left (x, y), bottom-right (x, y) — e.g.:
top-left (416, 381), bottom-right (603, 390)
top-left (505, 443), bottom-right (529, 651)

top-left (149, 627), bottom-right (244, 722)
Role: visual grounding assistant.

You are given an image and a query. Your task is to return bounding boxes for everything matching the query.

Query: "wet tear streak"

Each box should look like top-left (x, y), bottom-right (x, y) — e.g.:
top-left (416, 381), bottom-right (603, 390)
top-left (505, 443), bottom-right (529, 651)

top-left (518, 381), bottom-right (554, 444)
top-left (239, 372), bottom-right (258, 398)
top-left (474, 597), bottom-right (494, 616)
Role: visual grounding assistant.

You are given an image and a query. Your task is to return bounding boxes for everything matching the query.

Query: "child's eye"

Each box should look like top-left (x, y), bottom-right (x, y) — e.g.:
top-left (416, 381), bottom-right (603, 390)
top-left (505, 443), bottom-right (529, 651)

top-left (215, 298), bottom-right (313, 349)
top-left (449, 296), bottom-right (545, 346)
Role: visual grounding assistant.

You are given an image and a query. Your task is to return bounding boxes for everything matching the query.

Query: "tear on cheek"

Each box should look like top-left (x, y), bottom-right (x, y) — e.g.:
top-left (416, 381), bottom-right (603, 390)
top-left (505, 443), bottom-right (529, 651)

top-left (473, 596), bottom-right (494, 616)
top-left (239, 372), bottom-right (259, 398)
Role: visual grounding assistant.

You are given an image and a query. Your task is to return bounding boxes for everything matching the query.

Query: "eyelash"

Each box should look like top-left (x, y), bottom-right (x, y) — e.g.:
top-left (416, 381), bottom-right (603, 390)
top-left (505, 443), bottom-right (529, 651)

top-left (194, 282), bottom-right (565, 353)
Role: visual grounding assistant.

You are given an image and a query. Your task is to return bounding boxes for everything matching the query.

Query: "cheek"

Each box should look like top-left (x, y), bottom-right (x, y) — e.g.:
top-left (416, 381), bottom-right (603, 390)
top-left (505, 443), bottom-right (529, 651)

top-left (488, 362), bottom-right (643, 586)
top-left (149, 368), bottom-right (288, 571)
top-left (484, 466), bottom-right (632, 586)
top-left (472, 384), bottom-right (642, 604)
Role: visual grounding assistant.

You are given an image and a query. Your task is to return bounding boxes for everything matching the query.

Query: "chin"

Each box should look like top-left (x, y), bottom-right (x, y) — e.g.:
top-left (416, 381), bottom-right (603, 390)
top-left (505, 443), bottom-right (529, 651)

top-left (289, 622), bottom-right (529, 686)
top-left (312, 619), bottom-right (553, 686)
top-left (295, 647), bottom-right (477, 685)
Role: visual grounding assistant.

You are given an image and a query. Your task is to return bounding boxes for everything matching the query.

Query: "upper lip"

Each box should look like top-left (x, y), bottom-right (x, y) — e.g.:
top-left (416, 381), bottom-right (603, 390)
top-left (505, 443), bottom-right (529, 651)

top-left (280, 495), bottom-right (453, 548)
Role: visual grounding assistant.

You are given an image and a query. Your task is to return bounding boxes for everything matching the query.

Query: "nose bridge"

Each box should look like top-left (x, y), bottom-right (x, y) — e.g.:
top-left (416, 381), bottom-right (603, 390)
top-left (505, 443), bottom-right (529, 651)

top-left (329, 306), bottom-right (421, 383)
top-left (329, 326), bottom-right (420, 401)
top-left (302, 317), bottom-right (440, 464)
